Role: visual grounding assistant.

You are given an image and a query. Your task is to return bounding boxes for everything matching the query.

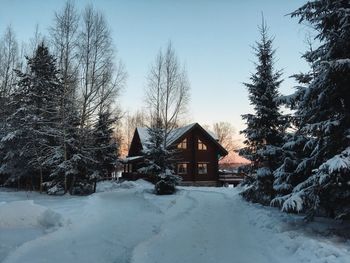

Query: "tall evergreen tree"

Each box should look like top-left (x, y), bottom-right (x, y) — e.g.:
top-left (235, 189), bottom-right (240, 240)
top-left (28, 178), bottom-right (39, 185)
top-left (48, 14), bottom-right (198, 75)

top-left (278, 0), bottom-right (350, 220)
top-left (239, 20), bottom-right (284, 205)
top-left (43, 99), bottom-right (83, 195)
top-left (271, 94), bottom-right (312, 207)
top-left (271, 42), bottom-right (317, 206)
top-left (90, 109), bottom-right (118, 191)
top-left (0, 43), bottom-right (64, 191)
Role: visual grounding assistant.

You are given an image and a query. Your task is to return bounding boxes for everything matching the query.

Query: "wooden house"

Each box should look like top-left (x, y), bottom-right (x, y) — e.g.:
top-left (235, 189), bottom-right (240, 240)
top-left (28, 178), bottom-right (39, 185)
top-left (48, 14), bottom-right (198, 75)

top-left (121, 123), bottom-right (228, 186)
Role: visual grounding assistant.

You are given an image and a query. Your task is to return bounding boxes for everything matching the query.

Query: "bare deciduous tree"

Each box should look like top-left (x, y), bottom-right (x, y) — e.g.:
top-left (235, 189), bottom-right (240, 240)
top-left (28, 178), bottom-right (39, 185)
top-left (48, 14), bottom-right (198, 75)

top-left (28, 25), bottom-right (45, 57)
top-left (0, 25), bottom-right (20, 136)
top-left (213, 122), bottom-right (238, 154)
top-left (50, 0), bottom-right (79, 98)
top-left (49, 1), bottom-right (80, 191)
top-left (145, 42), bottom-right (190, 145)
top-left (78, 5), bottom-right (126, 128)
top-left (124, 110), bottom-right (148, 149)
top-left (0, 25), bottom-right (19, 99)
top-left (146, 51), bottom-right (163, 122)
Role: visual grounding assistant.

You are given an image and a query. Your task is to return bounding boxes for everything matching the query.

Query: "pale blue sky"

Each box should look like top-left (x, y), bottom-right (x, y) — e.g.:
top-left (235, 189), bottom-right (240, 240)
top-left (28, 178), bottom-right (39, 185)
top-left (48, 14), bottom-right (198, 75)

top-left (0, 0), bottom-right (311, 136)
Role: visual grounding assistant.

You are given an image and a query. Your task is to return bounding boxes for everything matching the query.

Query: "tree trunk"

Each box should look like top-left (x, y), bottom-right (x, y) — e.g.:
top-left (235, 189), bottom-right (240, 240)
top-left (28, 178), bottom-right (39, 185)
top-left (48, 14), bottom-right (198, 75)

top-left (69, 175), bottom-right (76, 195)
top-left (93, 179), bottom-right (97, 193)
top-left (39, 168), bottom-right (43, 193)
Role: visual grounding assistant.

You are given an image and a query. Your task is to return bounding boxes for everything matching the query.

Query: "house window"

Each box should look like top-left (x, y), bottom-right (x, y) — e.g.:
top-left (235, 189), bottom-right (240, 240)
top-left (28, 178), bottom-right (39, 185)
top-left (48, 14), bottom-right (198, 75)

top-left (198, 163), bottom-right (208, 175)
top-left (177, 138), bottom-right (187, 149)
top-left (177, 163), bottom-right (188, 174)
top-left (124, 164), bottom-right (132, 173)
top-left (198, 139), bottom-right (207, 150)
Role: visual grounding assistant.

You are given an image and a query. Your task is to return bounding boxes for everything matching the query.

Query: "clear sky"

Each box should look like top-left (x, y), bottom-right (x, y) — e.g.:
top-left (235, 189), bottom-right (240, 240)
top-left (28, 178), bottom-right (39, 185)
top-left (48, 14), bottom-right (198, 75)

top-left (0, 0), bottom-right (311, 139)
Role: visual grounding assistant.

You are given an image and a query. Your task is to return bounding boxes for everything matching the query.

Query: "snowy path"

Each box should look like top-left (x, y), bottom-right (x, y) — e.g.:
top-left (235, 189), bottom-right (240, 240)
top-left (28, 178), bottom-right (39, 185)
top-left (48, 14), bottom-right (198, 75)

top-left (131, 189), bottom-right (270, 263)
top-left (0, 181), bottom-right (349, 263)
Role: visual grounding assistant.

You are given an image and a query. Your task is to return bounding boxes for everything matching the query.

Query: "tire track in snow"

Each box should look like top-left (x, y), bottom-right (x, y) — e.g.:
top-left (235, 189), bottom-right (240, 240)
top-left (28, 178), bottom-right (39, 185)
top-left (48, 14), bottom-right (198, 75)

top-left (130, 190), bottom-right (199, 263)
top-left (131, 188), bottom-right (287, 263)
top-left (3, 185), bottom-right (350, 263)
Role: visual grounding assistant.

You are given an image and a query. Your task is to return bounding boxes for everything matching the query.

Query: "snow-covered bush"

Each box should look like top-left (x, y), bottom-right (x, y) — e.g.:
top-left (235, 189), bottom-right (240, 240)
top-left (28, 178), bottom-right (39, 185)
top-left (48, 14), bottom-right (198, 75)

top-left (154, 170), bottom-right (181, 195)
top-left (71, 181), bottom-right (94, 195)
top-left (43, 181), bottom-right (65, 196)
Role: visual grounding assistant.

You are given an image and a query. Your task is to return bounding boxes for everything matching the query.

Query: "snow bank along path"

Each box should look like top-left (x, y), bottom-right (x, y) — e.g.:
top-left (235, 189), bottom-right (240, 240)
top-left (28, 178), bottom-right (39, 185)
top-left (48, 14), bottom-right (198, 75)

top-left (0, 181), bottom-right (349, 263)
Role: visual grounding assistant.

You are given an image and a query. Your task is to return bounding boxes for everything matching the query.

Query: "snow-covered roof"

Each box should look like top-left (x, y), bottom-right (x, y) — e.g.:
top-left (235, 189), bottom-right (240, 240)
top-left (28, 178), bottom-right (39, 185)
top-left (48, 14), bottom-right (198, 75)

top-left (167, 123), bottom-right (197, 146)
top-left (136, 127), bottom-right (150, 148)
top-left (136, 123), bottom-right (219, 150)
top-left (119, 156), bottom-right (144, 164)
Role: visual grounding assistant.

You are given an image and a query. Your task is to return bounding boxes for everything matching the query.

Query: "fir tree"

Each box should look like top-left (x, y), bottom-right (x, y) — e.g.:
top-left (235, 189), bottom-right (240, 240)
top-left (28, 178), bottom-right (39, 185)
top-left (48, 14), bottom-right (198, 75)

top-left (279, 0), bottom-right (350, 220)
top-left (0, 43), bottom-right (64, 191)
top-left (271, 46), bottom-right (317, 206)
top-left (43, 99), bottom-right (83, 195)
top-left (271, 101), bottom-right (311, 207)
top-left (90, 109), bottom-right (118, 191)
top-left (239, 20), bottom-right (284, 205)
top-left (141, 118), bottom-right (180, 195)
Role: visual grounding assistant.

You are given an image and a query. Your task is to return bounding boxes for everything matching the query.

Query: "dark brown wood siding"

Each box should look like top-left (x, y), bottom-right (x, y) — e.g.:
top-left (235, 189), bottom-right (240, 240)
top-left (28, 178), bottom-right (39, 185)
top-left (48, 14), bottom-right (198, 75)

top-left (173, 127), bottom-right (220, 182)
top-left (174, 133), bottom-right (193, 181)
top-left (125, 124), bottom-right (226, 184)
top-left (128, 130), bottom-right (143, 157)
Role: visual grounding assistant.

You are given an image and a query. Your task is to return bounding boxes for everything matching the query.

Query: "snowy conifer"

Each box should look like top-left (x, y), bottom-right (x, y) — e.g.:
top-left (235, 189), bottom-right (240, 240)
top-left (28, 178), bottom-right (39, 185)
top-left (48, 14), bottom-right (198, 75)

top-left (271, 61), bottom-right (315, 206)
top-left (141, 118), bottom-right (180, 195)
top-left (90, 109), bottom-right (118, 190)
top-left (0, 43), bottom-right (64, 191)
top-left (239, 20), bottom-right (284, 205)
top-left (43, 100), bottom-right (83, 195)
top-left (278, 1), bottom-right (350, 220)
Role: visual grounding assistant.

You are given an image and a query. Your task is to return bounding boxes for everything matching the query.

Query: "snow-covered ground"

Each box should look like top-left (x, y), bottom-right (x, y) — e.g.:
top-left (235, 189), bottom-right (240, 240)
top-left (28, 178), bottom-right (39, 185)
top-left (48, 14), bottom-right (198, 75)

top-left (0, 180), bottom-right (349, 263)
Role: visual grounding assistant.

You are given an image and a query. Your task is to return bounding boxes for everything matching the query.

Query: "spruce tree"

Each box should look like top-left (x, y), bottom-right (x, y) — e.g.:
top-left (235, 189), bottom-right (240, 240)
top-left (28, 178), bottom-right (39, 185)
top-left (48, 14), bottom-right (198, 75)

top-left (279, 0), bottom-right (350, 220)
top-left (271, 87), bottom-right (312, 207)
top-left (0, 43), bottom-right (64, 191)
top-left (271, 44), bottom-right (317, 207)
top-left (44, 99), bottom-right (83, 195)
top-left (141, 118), bottom-right (180, 195)
top-left (90, 109), bottom-right (118, 191)
top-left (239, 20), bottom-right (284, 205)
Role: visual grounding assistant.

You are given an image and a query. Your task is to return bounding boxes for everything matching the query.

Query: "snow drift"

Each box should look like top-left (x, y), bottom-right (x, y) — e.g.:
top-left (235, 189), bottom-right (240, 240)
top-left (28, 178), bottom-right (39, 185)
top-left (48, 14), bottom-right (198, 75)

top-left (0, 200), bottom-right (64, 229)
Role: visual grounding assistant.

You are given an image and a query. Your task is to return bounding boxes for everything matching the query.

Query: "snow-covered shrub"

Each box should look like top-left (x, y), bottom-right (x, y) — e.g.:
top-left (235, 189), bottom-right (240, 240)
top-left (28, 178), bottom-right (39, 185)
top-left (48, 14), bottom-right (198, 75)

top-left (155, 180), bottom-right (175, 195)
top-left (154, 171), bottom-right (181, 195)
top-left (71, 181), bottom-right (94, 195)
top-left (42, 181), bottom-right (65, 195)
top-left (47, 184), bottom-right (65, 196)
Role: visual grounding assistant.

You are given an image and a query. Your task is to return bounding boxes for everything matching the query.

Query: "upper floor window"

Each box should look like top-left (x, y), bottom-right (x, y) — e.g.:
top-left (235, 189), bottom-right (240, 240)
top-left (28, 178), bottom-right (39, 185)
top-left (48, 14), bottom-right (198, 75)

top-left (177, 138), bottom-right (187, 149)
top-left (177, 163), bottom-right (188, 174)
top-left (198, 139), bottom-right (207, 150)
top-left (124, 164), bottom-right (133, 173)
top-left (198, 163), bottom-right (208, 174)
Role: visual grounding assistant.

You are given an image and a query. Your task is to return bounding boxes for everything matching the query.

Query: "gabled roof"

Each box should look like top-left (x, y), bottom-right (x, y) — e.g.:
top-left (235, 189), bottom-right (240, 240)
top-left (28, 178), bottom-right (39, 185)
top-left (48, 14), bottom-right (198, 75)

top-left (136, 123), bottom-right (196, 149)
top-left (136, 123), bottom-right (227, 156)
